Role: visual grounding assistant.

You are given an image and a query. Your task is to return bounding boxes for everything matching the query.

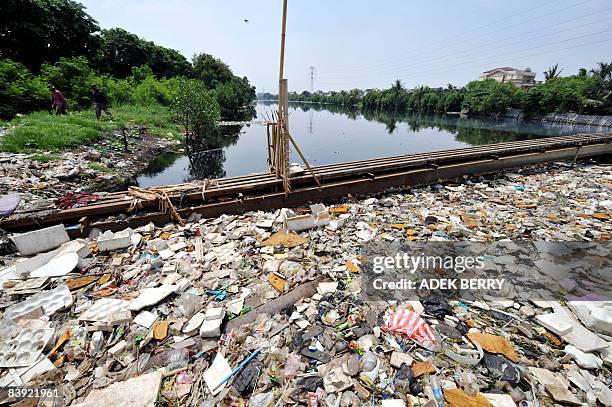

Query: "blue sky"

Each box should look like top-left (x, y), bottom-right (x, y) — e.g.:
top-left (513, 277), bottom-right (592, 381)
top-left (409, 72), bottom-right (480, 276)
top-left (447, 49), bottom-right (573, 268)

top-left (78, 0), bottom-right (612, 92)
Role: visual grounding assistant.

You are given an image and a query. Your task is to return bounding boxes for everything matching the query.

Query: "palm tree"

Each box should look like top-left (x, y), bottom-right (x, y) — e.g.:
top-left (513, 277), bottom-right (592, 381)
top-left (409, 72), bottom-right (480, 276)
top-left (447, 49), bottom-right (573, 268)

top-left (391, 79), bottom-right (404, 112)
top-left (544, 64), bottom-right (563, 81)
top-left (590, 62), bottom-right (612, 80)
top-left (577, 67), bottom-right (588, 77)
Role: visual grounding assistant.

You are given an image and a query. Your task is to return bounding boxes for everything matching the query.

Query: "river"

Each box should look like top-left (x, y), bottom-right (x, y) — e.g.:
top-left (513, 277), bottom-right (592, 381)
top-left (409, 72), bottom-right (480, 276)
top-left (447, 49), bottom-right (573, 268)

top-left (131, 101), bottom-right (610, 187)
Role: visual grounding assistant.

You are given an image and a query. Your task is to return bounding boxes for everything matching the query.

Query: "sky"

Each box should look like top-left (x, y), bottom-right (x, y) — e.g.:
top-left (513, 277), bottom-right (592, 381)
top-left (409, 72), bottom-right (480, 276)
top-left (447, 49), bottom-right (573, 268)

top-left (78, 0), bottom-right (612, 93)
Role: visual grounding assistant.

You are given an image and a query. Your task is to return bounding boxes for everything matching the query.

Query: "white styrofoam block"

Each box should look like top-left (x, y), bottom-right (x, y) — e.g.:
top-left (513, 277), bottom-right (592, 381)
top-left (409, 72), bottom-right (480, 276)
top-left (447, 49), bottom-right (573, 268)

top-left (10, 224), bottom-right (69, 256)
top-left (0, 328), bottom-right (54, 368)
top-left (199, 319), bottom-right (222, 338)
top-left (5, 284), bottom-right (73, 321)
top-left (30, 252), bottom-right (78, 278)
top-left (97, 228), bottom-right (133, 252)
top-left (536, 312), bottom-right (573, 336)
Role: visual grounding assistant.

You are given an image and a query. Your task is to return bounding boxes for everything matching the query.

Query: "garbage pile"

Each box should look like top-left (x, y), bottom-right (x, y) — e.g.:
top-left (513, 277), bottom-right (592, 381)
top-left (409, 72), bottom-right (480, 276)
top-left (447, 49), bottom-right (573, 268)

top-left (0, 127), bottom-right (178, 212)
top-left (0, 162), bottom-right (610, 406)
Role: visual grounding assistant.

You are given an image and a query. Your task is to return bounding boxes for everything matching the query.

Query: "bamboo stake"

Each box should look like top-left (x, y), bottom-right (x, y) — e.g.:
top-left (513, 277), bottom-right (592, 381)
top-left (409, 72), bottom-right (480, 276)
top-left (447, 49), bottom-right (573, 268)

top-left (266, 123), bottom-right (272, 166)
top-left (286, 131), bottom-right (322, 187)
top-left (277, 0), bottom-right (288, 138)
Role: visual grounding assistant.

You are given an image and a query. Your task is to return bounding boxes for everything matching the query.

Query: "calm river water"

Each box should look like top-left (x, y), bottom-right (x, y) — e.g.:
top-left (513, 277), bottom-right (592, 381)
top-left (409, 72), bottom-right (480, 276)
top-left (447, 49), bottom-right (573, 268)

top-left (132, 101), bottom-right (609, 187)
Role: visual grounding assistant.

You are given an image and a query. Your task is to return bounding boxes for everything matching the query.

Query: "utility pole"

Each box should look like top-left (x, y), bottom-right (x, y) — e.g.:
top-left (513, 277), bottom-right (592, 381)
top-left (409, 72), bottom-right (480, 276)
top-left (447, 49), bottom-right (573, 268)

top-left (309, 66), bottom-right (315, 92)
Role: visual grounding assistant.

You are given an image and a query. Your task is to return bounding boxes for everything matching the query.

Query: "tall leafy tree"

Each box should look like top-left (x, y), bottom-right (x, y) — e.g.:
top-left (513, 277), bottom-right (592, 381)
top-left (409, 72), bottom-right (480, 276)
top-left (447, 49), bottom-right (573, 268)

top-left (0, 0), bottom-right (101, 70)
top-left (95, 28), bottom-right (192, 78)
top-left (192, 53), bottom-right (234, 89)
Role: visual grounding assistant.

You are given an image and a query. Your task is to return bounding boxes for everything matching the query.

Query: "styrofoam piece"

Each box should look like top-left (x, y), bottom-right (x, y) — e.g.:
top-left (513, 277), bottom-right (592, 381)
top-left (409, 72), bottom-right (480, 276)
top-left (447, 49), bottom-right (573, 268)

top-left (284, 208), bottom-right (330, 232)
top-left (79, 298), bottom-right (131, 322)
top-left (0, 355), bottom-right (56, 387)
top-left (97, 228), bottom-right (133, 252)
top-left (133, 310), bottom-right (158, 328)
top-left (182, 312), bottom-right (205, 335)
top-left (10, 224), bottom-right (69, 256)
top-left (72, 370), bottom-right (162, 407)
top-left (168, 241), bottom-right (187, 252)
top-left (567, 301), bottom-right (612, 336)
top-left (29, 252), bottom-right (78, 278)
top-left (0, 264), bottom-right (19, 286)
top-left (0, 327), bottom-right (54, 367)
top-left (6, 277), bottom-right (50, 294)
top-left (14, 249), bottom-right (61, 276)
top-left (200, 308), bottom-right (225, 338)
top-left (5, 284), bottom-right (73, 321)
top-left (57, 239), bottom-right (91, 259)
top-left (128, 285), bottom-right (177, 311)
top-left (158, 248), bottom-right (175, 260)
top-left (536, 312), bottom-right (573, 336)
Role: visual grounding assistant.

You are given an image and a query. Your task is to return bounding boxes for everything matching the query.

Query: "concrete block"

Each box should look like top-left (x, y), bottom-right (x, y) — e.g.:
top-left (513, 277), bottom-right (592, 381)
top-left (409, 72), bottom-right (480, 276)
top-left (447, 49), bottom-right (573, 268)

top-left (10, 224), bottom-right (69, 256)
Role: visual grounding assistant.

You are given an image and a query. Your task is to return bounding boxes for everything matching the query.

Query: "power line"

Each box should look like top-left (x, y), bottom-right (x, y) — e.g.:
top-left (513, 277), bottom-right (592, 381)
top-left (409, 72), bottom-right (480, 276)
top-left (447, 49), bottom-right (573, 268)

top-left (318, 0), bottom-right (594, 75)
top-left (316, 37), bottom-right (612, 89)
top-left (318, 12), bottom-right (612, 82)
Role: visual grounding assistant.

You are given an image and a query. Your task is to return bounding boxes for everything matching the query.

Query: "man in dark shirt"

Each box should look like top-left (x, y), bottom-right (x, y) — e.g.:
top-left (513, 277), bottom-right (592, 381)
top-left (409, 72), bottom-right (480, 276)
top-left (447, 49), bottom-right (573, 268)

top-left (91, 84), bottom-right (113, 120)
top-left (48, 84), bottom-right (68, 115)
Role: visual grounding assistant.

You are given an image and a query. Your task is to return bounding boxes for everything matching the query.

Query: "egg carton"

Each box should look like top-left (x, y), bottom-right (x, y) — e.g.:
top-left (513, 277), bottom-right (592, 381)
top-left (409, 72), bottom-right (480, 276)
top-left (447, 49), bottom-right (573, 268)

top-left (0, 327), bottom-right (54, 368)
top-left (5, 284), bottom-right (73, 321)
top-left (5, 277), bottom-right (50, 295)
top-left (78, 298), bottom-right (131, 322)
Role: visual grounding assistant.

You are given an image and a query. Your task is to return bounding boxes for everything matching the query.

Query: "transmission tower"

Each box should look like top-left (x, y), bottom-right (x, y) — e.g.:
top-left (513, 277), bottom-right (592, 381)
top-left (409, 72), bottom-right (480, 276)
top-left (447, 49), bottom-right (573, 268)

top-left (309, 66), bottom-right (315, 92)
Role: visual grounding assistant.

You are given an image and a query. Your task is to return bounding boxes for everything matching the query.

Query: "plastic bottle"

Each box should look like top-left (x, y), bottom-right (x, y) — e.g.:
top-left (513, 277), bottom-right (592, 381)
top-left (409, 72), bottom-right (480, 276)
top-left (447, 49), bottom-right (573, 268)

top-left (359, 351), bottom-right (379, 382)
top-left (430, 374), bottom-right (445, 407)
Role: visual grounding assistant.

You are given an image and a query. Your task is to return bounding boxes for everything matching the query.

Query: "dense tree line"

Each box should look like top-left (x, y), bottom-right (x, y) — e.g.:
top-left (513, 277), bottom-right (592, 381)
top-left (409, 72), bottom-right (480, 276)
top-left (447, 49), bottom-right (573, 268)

top-left (0, 0), bottom-right (255, 119)
top-left (277, 63), bottom-right (612, 118)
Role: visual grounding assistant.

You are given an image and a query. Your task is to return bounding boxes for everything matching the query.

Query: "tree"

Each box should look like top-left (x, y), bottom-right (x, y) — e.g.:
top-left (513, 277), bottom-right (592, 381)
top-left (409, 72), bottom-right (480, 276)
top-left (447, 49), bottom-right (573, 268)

top-left (591, 62), bottom-right (612, 80)
top-left (214, 76), bottom-right (255, 118)
top-left (0, 0), bottom-right (100, 70)
top-left (95, 28), bottom-right (191, 79)
top-left (544, 64), bottom-right (563, 81)
top-left (172, 79), bottom-right (220, 139)
top-left (192, 53), bottom-right (233, 89)
top-left (577, 67), bottom-right (588, 77)
top-left (39, 56), bottom-right (96, 108)
top-left (461, 80), bottom-right (523, 115)
top-left (391, 79), bottom-right (403, 111)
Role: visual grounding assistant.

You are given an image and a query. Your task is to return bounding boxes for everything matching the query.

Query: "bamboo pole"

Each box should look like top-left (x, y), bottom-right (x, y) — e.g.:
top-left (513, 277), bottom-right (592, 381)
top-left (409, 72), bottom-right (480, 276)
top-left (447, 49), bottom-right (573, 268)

top-left (286, 131), bottom-right (322, 188)
top-left (277, 0), bottom-right (288, 136)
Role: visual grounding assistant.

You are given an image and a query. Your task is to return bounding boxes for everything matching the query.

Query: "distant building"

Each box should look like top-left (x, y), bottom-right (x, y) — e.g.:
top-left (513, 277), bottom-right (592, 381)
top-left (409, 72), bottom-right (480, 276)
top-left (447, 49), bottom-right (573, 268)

top-left (479, 67), bottom-right (537, 89)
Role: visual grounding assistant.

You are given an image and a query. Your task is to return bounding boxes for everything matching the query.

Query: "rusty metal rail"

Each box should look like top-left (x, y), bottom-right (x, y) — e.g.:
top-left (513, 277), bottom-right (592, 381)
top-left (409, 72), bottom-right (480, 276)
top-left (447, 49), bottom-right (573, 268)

top-left (2, 133), bottom-right (611, 236)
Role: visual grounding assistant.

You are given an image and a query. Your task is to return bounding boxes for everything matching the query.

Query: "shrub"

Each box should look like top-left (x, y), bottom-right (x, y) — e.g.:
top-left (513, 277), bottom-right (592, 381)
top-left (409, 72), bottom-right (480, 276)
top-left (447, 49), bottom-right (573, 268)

top-left (172, 79), bottom-right (220, 137)
top-left (0, 59), bottom-right (48, 119)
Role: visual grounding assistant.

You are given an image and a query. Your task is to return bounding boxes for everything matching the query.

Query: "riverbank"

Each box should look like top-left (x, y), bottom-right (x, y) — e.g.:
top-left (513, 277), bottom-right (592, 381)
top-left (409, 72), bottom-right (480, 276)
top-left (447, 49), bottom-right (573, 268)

top-left (0, 161), bottom-right (610, 405)
top-left (0, 123), bottom-right (181, 212)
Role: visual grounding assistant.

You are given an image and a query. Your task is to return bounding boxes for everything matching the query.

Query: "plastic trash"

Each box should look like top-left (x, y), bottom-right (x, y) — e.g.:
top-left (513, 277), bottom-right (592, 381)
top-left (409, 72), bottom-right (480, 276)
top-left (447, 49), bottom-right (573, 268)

top-left (430, 374), bottom-right (445, 407)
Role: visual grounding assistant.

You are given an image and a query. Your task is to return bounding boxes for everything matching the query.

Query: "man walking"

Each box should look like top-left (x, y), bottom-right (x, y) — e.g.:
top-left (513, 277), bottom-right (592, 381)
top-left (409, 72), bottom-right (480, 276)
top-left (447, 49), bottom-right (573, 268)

top-left (91, 84), bottom-right (112, 120)
top-left (48, 84), bottom-right (68, 115)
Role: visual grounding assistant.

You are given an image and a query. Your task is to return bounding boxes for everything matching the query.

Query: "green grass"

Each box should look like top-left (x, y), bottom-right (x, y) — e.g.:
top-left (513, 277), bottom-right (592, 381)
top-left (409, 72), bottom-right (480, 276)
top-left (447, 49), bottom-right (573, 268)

top-left (0, 105), bottom-right (183, 153)
top-left (30, 154), bottom-right (63, 162)
top-left (87, 162), bottom-right (113, 173)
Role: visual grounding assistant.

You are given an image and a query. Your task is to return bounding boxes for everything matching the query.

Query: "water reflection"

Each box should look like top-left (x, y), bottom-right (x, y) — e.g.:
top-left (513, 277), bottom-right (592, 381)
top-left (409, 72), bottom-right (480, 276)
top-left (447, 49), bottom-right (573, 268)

top-left (132, 101), bottom-right (609, 188)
